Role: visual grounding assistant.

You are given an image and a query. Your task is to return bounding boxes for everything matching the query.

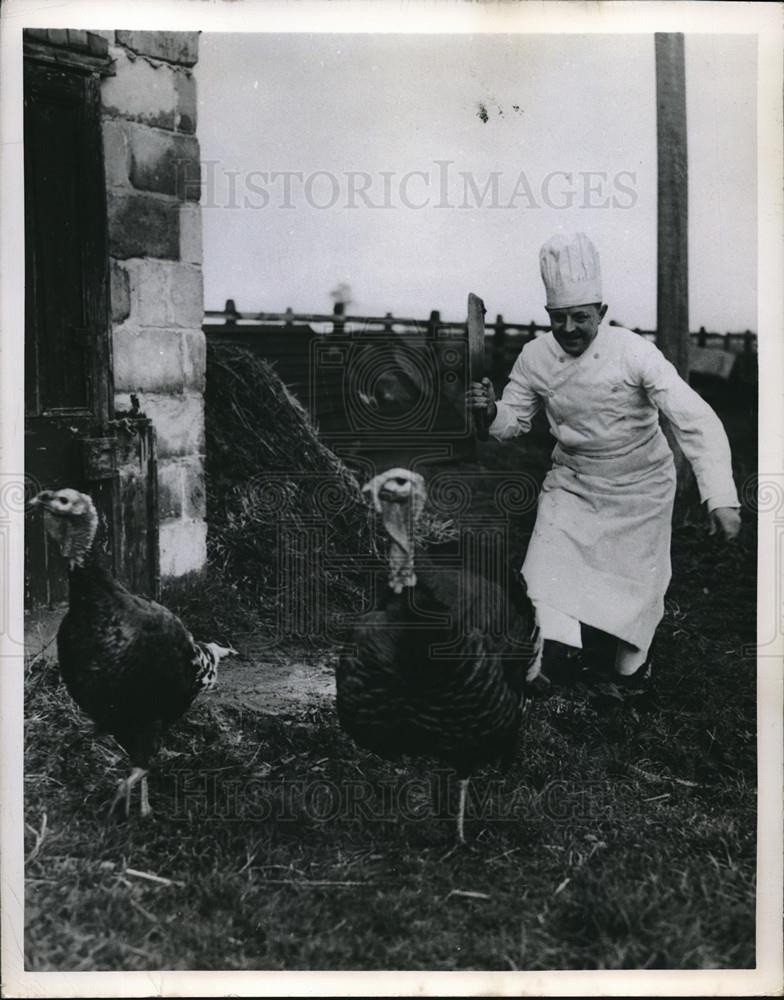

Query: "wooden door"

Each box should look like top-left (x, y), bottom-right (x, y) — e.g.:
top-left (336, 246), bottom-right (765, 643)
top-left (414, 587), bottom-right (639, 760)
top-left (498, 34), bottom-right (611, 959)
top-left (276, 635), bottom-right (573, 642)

top-left (24, 46), bottom-right (159, 606)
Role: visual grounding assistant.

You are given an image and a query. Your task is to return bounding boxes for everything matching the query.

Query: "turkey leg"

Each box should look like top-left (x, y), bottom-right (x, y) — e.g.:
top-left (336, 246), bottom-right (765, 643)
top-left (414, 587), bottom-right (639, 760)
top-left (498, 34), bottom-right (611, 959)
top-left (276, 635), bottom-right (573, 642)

top-left (108, 766), bottom-right (149, 819)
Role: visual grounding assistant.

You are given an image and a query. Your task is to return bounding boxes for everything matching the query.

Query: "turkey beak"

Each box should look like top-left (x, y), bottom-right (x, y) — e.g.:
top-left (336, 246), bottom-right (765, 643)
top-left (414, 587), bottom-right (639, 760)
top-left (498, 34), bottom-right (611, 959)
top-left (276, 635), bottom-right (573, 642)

top-left (26, 491), bottom-right (52, 513)
top-left (361, 481), bottom-right (381, 513)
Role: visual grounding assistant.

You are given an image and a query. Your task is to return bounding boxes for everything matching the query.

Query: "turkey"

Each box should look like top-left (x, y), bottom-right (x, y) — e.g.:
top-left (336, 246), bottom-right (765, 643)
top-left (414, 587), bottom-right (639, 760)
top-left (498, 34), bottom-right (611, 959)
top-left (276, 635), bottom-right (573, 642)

top-left (28, 488), bottom-right (235, 818)
top-left (336, 468), bottom-right (542, 844)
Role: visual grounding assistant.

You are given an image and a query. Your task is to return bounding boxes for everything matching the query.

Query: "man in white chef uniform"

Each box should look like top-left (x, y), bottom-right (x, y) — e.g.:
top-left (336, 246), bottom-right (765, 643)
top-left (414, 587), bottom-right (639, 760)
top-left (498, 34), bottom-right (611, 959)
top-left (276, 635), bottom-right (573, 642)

top-left (467, 232), bottom-right (742, 689)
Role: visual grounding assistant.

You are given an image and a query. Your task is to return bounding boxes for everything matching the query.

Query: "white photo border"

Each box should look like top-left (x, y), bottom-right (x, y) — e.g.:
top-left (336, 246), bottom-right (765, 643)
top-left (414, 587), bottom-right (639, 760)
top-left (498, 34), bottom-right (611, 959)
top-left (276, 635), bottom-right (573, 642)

top-left (1, 1), bottom-right (781, 996)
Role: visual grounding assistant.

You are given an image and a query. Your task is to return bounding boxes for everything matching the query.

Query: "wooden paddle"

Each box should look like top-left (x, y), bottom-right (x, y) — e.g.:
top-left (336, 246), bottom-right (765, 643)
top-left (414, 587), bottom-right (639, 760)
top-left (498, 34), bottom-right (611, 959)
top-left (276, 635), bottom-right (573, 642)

top-left (467, 292), bottom-right (490, 441)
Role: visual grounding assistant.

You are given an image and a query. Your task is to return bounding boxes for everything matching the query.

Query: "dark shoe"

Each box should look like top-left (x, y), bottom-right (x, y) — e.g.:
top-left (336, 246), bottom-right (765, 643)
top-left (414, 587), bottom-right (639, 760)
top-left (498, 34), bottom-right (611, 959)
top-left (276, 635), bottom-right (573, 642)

top-left (589, 660), bottom-right (655, 712)
top-left (612, 660), bottom-right (652, 692)
top-left (540, 640), bottom-right (583, 687)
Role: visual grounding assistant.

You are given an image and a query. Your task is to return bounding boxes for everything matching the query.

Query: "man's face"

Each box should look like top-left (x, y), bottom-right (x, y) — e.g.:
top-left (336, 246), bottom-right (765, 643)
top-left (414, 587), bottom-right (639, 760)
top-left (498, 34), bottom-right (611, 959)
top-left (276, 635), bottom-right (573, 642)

top-left (546, 303), bottom-right (607, 356)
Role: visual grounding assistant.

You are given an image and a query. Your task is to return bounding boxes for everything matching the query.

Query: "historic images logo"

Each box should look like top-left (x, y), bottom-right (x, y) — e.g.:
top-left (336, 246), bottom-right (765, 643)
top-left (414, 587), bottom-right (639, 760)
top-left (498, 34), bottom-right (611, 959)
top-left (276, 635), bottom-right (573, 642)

top-left (188, 160), bottom-right (639, 212)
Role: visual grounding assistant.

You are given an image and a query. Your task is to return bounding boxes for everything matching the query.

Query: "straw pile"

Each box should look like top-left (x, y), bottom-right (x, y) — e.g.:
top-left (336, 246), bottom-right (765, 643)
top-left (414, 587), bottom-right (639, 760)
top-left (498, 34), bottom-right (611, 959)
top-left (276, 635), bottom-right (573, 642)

top-left (206, 342), bottom-right (379, 630)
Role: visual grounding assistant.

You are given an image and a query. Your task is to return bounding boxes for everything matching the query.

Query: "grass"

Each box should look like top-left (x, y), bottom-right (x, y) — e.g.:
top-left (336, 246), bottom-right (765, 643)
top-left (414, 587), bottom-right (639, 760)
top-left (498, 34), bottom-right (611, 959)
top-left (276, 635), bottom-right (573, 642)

top-left (23, 650), bottom-right (755, 970)
top-left (23, 398), bottom-right (757, 972)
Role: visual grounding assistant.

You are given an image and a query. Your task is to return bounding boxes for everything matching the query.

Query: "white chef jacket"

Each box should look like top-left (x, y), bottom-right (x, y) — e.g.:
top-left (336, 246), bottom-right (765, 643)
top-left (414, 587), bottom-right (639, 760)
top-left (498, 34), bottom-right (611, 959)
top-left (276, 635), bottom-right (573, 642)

top-left (490, 322), bottom-right (740, 652)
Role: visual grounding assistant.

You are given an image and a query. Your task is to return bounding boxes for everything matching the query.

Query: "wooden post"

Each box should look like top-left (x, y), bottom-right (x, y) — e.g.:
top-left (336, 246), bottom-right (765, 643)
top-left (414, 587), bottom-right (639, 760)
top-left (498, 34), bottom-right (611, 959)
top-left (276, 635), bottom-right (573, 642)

top-left (493, 314), bottom-right (506, 380)
top-left (427, 309), bottom-right (440, 342)
top-left (655, 33), bottom-right (690, 379)
top-left (655, 33), bottom-right (690, 487)
top-left (225, 298), bottom-right (239, 326)
top-left (332, 301), bottom-right (345, 335)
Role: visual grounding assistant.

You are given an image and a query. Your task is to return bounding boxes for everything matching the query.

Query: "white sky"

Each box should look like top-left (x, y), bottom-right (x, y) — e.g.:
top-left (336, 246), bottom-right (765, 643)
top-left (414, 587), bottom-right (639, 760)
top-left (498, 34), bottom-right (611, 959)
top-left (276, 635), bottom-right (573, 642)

top-left (197, 32), bottom-right (756, 332)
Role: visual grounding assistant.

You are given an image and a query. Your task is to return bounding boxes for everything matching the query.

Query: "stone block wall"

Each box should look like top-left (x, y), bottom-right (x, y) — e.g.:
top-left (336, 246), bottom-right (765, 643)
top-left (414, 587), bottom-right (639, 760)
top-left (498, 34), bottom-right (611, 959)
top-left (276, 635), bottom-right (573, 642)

top-left (99, 31), bottom-right (206, 578)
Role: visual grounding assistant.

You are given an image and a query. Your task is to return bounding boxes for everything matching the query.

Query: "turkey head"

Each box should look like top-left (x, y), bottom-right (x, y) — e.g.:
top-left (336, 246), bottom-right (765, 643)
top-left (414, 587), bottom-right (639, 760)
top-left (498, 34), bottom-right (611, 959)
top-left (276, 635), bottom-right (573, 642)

top-left (30, 488), bottom-right (98, 568)
top-left (362, 468), bottom-right (425, 593)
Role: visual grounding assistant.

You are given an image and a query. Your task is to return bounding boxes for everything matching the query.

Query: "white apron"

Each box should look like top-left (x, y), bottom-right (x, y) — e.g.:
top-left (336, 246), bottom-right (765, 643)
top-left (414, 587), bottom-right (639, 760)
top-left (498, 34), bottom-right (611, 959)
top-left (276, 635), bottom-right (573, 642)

top-left (522, 427), bottom-right (676, 652)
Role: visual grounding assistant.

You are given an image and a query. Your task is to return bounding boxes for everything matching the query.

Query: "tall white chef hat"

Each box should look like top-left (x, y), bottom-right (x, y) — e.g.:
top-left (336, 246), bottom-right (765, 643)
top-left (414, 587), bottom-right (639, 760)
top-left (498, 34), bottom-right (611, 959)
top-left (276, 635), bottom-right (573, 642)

top-left (539, 232), bottom-right (602, 309)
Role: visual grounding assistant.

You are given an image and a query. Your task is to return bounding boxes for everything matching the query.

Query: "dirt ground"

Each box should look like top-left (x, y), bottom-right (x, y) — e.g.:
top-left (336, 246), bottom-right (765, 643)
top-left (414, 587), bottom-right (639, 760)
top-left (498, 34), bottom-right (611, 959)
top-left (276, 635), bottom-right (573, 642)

top-left (208, 643), bottom-right (336, 712)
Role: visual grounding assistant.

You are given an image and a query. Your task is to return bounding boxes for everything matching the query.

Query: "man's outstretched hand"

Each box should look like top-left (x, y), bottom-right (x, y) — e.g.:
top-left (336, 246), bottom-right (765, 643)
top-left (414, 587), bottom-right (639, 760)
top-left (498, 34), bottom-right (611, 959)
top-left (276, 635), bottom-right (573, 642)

top-left (466, 377), bottom-right (497, 423)
top-left (709, 506), bottom-right (742, 541)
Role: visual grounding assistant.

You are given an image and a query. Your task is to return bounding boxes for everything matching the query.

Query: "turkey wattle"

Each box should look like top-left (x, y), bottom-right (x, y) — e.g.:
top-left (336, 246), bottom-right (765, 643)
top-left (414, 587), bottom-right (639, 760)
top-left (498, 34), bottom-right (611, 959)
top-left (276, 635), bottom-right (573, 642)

top-left (336, 468), bottom-right (541, 844)
top-left (29, 488), bottom-right (235, 818)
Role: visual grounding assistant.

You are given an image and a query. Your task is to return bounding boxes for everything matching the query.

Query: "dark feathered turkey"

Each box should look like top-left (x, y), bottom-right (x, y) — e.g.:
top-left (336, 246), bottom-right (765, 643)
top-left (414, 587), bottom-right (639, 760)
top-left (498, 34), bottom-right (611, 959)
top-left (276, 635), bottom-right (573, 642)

top-left (29, 488), bottom-right (234, 818)
top-left (336, 469), bottom-right (541, 843)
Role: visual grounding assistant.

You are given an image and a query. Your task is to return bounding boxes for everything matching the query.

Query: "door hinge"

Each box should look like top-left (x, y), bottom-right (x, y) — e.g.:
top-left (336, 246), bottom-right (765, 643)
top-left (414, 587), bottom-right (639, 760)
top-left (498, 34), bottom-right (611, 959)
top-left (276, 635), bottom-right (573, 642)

top-left (82, 436), bottom-right (117, 480)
